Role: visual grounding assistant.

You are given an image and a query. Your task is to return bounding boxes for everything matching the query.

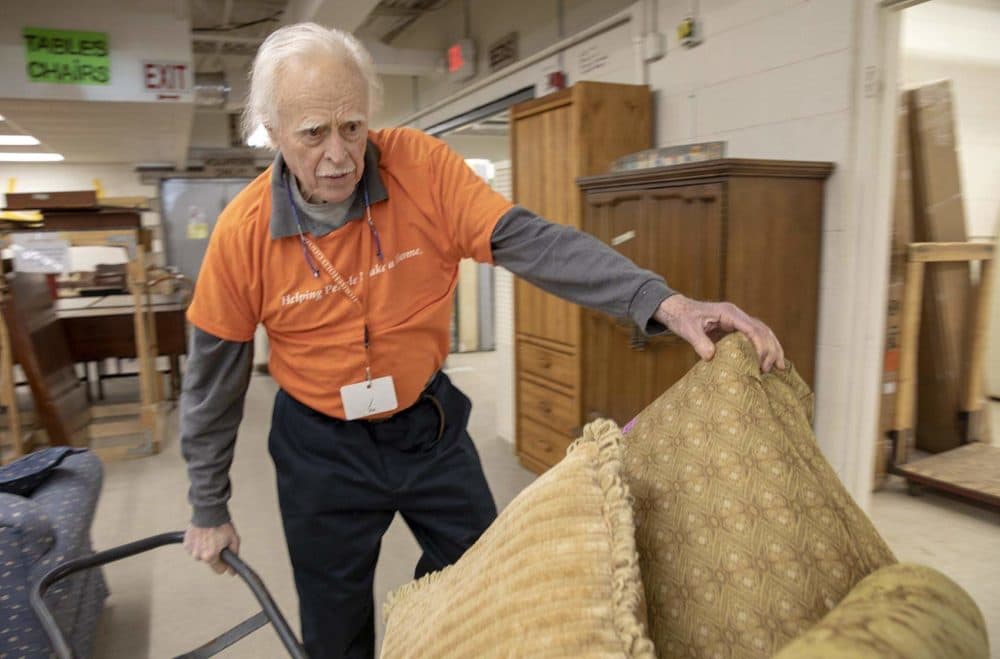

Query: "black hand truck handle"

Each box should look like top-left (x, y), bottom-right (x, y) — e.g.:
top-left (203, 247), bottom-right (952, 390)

top-left (30, 531), bottom-right (307, 659)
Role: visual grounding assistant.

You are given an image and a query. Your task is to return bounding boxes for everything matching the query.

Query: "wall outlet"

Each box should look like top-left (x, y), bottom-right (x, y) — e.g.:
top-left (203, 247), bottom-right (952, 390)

top-left (643, 31), bottom-right (666, 62)
top-left (677, 17), bottom-right (703, 48)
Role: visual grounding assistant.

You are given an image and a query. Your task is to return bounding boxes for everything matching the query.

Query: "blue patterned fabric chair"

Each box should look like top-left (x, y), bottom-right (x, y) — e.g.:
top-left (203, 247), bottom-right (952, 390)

top-left (0, 450), bottom-right (108, 658)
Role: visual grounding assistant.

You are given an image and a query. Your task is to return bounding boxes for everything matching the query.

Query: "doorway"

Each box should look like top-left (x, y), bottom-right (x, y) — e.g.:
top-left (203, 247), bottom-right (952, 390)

top-left (438, 110), bottom-right (511, 353)
top-left (428, 88), bottom-right (533, 354)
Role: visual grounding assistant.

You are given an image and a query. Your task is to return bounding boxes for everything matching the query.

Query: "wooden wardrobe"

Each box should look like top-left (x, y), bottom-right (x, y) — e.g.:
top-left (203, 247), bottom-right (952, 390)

top-left (510, 81), bottom-right (653, 474)
top-left (513, 145), bottom-right (833, 472)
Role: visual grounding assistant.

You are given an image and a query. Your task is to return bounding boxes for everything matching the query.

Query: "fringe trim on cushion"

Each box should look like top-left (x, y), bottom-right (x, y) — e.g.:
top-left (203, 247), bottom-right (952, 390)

top-left (383, 419), bottom-right (657, 659)
top-left (575, 419), bottom-right (657, 659)
top-left (382, 552), bottom-right (457, 624)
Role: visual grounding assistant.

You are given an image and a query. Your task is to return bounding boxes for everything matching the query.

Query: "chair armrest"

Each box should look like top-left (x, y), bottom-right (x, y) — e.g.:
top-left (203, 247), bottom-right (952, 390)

top-left (30, 450), bottom-right (103, 505)
top-left (24, 451), bottom-right (103, 582)
top-left (0, 493), bottom-right (56, 566)
top-left (773, 563), bottom-right (988, 659)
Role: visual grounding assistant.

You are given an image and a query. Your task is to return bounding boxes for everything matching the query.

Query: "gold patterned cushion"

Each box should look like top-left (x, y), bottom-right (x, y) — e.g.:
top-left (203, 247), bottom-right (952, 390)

top-left (622, 334), bottom-right (897, 658)
top-left (773, 563), bottom-right (989, 659)
top-left (380, 420), bottom-right (655, 659)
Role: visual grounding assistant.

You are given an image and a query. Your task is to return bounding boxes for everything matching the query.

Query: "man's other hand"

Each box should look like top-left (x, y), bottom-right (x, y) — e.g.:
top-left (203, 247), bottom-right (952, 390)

top-left (184, 522), bottom-right (241, 576)
top-left (654, 294), bottom-right (786, 373)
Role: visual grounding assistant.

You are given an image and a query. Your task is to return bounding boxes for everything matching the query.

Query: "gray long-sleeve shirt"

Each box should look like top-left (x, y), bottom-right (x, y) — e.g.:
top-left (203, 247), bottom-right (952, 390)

top-left (182, 205), bottom-right (674, 527)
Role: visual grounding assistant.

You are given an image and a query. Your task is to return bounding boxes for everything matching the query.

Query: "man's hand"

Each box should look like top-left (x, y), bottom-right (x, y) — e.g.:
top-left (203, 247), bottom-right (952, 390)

top-left (654, 294), bottom-right (786, 373)
top-left (184, 522), bottom-right (241, 576)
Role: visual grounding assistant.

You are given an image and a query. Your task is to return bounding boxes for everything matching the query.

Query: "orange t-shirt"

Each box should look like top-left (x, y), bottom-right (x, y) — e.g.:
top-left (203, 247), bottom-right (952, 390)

top-left (187, 128), bottom-right (513, 418)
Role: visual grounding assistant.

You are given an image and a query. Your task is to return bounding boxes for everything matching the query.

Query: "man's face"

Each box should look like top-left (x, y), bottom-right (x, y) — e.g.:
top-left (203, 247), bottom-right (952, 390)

top-left (269, 55), bottom-right (369, 204)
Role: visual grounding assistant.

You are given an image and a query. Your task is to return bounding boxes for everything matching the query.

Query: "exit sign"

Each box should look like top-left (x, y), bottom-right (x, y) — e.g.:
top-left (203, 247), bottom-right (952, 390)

top-left (143, 61), bottom-right (190, 98)
top-left (447, 39), bottom-right (476, 82)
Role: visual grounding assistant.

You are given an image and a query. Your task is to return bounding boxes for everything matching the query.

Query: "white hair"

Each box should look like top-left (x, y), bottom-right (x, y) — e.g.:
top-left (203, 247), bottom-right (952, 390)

top-left (242, 23), bottom-right (382, 147)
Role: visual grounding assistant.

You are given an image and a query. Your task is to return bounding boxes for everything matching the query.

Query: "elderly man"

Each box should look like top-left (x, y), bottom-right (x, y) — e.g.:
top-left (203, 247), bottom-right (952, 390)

top-left (182, 22), bottom-right (784, 659)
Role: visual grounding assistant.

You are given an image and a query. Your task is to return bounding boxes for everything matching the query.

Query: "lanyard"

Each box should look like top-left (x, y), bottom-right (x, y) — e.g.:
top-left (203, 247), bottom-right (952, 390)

top-left (285, 173), bottom-right (383, 383)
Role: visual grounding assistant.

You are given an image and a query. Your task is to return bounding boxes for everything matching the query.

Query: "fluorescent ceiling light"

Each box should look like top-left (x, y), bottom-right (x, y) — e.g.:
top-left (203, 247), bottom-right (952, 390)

top-left (246, 124), bottom-right (270, 148)
top-left (0, 153), bottom-right (64, 162)
top-left (0, 135), bottom-right (40, 146)
top-left (0, 115), bottom-right (5, 121)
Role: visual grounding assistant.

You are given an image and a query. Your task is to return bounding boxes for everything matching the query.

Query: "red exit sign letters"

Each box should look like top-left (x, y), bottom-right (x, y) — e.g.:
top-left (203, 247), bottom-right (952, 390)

top-left (143, 61), bottom-right (190, 94)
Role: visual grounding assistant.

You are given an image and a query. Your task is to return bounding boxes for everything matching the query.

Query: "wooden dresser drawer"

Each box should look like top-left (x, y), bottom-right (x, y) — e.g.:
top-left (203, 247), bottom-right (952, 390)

top-left (518, 378), bottom-right (578, 436)
top-left (518, 342), bottom-right (576, 389)
top-left (519, 416), bottom-right (574, 468)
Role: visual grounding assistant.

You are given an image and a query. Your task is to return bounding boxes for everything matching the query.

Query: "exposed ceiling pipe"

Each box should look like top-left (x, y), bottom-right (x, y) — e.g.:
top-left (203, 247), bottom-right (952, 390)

top-left (217, 0), bottom-right (234, 56)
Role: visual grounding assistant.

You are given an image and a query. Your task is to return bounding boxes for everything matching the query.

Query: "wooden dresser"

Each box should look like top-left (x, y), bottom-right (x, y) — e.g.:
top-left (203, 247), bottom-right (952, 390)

top-left (510, 81), bottom-right (652, 474)
top-left (514, 156), bottom-right (834, 474)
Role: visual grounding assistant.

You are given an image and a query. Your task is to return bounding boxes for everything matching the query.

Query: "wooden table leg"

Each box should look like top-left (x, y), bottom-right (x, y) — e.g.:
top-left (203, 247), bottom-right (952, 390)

top-left (0, 316), bottom-right (26, 463)
top-left (129, 259), bottom-right (163, 453)
top-left (169, 354), bottom-right (181, 401)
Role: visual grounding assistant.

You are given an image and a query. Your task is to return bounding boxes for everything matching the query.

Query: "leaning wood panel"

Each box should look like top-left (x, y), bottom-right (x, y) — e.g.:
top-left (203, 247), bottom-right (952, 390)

top-left (907, 84), bottom-right (971, 453)
top-left (1, 274), bottom-right (91, 447)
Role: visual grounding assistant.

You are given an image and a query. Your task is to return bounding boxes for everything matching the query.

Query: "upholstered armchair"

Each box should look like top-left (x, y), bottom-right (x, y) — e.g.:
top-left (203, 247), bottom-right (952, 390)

top-left (380, 335), bottom-right (988, 659)
top-left (0, 450), bottom-right (108, 658)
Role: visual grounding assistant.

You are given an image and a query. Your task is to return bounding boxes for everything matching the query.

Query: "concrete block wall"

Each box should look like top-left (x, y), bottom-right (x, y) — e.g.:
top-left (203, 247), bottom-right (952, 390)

top-left (647, 0), bottom-right (859, 477)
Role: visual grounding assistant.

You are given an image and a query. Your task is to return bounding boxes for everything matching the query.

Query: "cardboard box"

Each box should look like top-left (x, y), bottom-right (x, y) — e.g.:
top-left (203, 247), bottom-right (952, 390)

top-left (4, 190), bottom-right (98, 211)
top-left (907, 81), bottom-right (971, 454)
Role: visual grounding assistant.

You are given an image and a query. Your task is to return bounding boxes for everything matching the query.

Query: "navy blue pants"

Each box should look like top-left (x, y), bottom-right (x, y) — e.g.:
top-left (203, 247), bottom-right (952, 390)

top-left (268, 372), bottom-right (498, 659)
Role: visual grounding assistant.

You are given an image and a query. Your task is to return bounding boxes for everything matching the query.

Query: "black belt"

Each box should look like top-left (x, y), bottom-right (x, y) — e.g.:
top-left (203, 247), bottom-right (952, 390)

top-left (364, 372), bottom-right (446, 442)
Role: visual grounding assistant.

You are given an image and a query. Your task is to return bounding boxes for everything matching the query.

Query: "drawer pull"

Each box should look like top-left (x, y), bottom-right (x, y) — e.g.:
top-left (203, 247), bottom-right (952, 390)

top-left (537, 439), bottom-right (553, 452)
top-left (611, 229), bottom-right (637, 246)
top-left (539, 358), bottom-right (552, 369)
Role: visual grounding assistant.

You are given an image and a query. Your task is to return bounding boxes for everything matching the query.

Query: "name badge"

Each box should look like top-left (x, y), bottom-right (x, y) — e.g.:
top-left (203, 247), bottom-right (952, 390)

top-left (341, 376), bottom-right (398, 420)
